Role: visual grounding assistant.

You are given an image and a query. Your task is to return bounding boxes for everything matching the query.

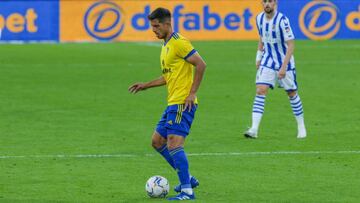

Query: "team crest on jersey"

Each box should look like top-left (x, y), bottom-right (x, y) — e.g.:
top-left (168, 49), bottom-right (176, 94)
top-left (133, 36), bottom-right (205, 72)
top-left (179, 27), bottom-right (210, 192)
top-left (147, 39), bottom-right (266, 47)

top-left (285, 27), bottom-right (291, 33)
top-left (162, 68), bottom-right (172, 74)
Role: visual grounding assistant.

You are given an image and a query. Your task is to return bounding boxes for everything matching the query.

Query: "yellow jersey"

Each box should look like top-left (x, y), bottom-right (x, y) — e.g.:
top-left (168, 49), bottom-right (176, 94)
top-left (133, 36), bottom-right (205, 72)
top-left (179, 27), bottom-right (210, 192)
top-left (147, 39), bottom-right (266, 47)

top-left (160, 32), bottom-right (198, 105)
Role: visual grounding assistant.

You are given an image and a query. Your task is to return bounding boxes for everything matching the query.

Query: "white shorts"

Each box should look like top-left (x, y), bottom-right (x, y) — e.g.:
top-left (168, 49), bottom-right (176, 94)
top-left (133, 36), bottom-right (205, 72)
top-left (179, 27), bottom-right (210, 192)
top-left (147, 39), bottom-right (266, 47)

top-left (256, 66), bottom-right (298, 91)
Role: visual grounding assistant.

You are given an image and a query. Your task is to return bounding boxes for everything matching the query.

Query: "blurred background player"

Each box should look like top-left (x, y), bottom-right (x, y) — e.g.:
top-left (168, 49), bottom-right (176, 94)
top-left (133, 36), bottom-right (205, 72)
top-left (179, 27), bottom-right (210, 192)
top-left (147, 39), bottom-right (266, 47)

top-left (128, 8), bottom-right (206, 200)
top-left (244, 0), bottom-right (307, 139)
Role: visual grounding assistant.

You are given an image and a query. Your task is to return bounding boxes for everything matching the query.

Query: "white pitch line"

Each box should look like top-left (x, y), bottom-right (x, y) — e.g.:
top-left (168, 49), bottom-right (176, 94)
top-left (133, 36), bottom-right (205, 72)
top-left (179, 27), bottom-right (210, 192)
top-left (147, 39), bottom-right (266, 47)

top-left (1, 151), bottom-right (360, 159)
top-left (187, 151), bottom-right (360, 156)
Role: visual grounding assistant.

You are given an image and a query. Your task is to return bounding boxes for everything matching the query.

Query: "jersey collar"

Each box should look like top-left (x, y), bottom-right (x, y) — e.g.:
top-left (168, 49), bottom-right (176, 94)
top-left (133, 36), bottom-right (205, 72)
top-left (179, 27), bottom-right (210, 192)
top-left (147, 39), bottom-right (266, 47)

top-left (164, 32), bottom-right (176, 46)
top-left (265, 10), bottom-right (278, 21)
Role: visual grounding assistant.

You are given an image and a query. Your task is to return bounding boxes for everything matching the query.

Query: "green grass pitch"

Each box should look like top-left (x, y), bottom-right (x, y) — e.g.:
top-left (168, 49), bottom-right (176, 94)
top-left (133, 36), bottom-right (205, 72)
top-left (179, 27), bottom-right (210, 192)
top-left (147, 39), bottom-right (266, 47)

top-left (0, 40), bottom-right (360, 202)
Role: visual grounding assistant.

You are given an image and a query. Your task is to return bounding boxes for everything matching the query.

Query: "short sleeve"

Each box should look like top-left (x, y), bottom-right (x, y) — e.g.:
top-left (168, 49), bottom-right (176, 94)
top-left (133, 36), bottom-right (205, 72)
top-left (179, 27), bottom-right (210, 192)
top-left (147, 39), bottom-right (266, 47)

top-left (255, 14), bottom-right (262, 36)
top-left (255, 15), bottom-right (260, 35)
top-left (280, 17), bottom-right (295, 41)
top-left (176, 39), bottom-right (197, 60)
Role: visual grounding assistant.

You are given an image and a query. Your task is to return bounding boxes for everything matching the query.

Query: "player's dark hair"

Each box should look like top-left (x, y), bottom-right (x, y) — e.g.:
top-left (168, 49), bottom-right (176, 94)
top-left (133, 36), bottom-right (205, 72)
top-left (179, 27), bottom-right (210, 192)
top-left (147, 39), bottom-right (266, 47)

top-left (147, 7), bottom-right (171, 23)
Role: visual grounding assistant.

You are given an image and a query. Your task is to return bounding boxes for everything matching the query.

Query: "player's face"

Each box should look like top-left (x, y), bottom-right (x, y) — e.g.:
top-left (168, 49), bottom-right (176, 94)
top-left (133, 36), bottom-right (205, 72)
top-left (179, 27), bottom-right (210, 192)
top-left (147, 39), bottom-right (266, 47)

top-left (262, 0), bottom-right (276, 14)
top-left (150, 19), bottom-right (170, 39)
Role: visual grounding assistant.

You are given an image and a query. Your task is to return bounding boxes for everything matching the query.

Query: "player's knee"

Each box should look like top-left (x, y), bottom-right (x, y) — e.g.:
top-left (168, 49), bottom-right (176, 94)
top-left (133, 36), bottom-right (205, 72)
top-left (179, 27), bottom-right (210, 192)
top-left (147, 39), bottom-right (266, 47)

top-left (256, 88), bottom-right (268, 95)
top-left (167, 136), bottom-right (184, 150)
top-left (151, 138), bottom-right (163, 149)
top-left (151, 132), bottom-right (167, 149)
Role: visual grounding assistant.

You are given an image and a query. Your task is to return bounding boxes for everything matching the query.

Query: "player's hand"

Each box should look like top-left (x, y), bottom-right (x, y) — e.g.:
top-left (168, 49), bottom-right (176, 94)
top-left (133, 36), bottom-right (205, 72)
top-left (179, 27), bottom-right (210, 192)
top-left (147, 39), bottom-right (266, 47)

top-left (128, 83), bottom-right (147, 94)
top-left (256, 60), bottom-right (261, 69)
top-left (184, 93), bottom-right (196, 112)
top-left (278, 68), bottom-right (286, 79)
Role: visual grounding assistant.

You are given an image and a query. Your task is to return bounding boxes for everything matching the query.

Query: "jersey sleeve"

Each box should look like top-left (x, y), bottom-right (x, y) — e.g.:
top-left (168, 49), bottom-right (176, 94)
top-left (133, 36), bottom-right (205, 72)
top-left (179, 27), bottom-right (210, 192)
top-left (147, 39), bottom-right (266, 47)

top-left (176, 39), bottom-right (197, 60)
top-left (255, 14), bottom-right (261, 36)
top-left (280, 17), bottom-right (295, 41)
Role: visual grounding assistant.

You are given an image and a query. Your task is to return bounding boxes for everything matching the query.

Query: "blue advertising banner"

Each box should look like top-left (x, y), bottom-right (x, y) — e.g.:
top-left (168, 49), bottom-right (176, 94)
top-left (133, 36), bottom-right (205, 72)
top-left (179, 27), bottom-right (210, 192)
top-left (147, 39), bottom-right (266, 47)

top-left (0, 1), bottom-right (59, 42)
top-left (278, 0), bottom-right (360, 40)
top-left (0, 0), bottom-right (358, 42)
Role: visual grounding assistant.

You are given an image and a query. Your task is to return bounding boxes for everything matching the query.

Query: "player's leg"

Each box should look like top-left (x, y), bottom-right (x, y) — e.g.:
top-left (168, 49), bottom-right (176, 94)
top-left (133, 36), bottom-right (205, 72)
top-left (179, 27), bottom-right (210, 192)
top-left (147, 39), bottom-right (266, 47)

top-left (281, 70), bottom-right (307, 138)
top-left (248, 84), bottom-right (269, 135)
top-left (287, 90), bottom-right (306, 138)
top-left (152, 131), bottom-right (175, 169)
top-left (245, 67), bottom-right (275, 138)
top-left (166, 104), bottom-right (197, 200)
top-left (167, 135), bottom-right (195, 200)
top-left (152, 107), bottom-right (176, 169)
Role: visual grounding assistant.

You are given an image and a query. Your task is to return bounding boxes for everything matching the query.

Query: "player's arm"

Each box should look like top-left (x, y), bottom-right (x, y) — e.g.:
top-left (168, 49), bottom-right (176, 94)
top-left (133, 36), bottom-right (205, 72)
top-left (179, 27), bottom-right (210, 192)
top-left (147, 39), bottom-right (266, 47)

top-left (278, 39), bottom-right (295, 79)
top-left (278, 17), bottom-right (295, 79)
top-left (128, 76), bottom-right (166, 94)
top-left (184, 53), bottom-right (206, 112)
top-left (256, 38), bottom-right (264, 69)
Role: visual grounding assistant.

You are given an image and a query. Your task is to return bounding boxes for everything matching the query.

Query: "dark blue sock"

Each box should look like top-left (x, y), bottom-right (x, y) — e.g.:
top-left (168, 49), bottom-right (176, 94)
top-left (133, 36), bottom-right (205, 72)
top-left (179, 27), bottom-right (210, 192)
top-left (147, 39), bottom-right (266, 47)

top-left (156, 144), bottom-right (175, 170)
top-left (169, 147), bottom-right (191, 189)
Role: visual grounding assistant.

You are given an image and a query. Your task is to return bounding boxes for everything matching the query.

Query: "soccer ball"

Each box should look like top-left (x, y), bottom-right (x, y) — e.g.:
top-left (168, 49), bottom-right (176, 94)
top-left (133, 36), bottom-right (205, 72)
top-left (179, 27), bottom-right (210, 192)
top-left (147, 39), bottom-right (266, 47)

top-left (145, 175), bottom-right (169, 198)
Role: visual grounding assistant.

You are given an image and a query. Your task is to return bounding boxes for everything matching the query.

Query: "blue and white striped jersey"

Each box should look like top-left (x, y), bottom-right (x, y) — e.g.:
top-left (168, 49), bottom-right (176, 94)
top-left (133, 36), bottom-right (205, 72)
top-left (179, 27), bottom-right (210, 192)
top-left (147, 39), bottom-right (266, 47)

top-left (256, 11), bottom-right (295, 70)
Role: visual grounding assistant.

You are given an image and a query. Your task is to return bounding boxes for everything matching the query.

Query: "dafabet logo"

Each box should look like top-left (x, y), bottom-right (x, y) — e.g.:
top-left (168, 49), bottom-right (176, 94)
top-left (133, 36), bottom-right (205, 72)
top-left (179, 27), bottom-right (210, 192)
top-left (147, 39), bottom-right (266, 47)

top-left (82, 1), bottom-right (255, 41)
top-left (299, 1), bottom-right (360, 40)
top-left (84, 1), bottom-right (125, 40)
top-left (299, 1), bottom-right (340, 40)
